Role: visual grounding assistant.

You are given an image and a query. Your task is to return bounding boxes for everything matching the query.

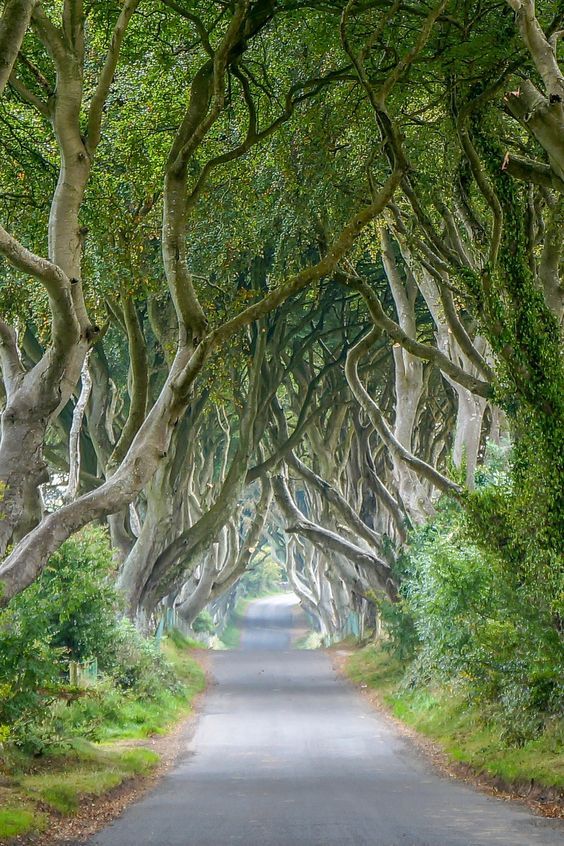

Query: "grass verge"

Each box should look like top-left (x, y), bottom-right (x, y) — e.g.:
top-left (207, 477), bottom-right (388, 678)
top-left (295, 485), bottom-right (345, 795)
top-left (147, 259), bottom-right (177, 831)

top-left (19, 745), bottom-right (159, 815)
top-left (294, 631), bottom-right (323, 649)
top-left (0, 636), bottom-right (205, 843)
top-left (92, 634), bottom-right (206, 740)
top-left (0, 807), bottom-right (47, 840)
top-left (346, 644), bottom-right (564, 792)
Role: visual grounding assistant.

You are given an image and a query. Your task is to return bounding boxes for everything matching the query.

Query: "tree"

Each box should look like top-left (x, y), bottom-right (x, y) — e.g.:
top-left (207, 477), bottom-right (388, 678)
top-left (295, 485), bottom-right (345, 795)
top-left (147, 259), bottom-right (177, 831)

top-left (0, 0), bottom-right (561, 650)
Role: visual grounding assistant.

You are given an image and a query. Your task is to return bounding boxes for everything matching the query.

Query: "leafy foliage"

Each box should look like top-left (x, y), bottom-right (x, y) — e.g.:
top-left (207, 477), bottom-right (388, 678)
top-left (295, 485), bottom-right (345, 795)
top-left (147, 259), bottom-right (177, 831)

top-left (0, 528), bottom-right (186, 752)
top-left (239, 552), bottom-right (283, 597)
top-left (382, 447), bottom-right (563, 744)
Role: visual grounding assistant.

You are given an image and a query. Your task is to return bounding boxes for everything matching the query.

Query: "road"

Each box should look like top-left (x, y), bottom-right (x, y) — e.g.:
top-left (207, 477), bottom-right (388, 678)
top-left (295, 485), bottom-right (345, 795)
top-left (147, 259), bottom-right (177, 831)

top-left (89, 594), bottom-right (563, 846)
top-left (239, 592), bottom-right (301, 650)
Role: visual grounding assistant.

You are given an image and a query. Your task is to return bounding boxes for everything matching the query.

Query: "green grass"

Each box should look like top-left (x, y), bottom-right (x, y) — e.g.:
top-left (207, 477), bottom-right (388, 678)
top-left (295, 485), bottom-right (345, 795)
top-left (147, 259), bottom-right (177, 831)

top-left (219, 618), bottom-right (242, 649)
top-left (20, 745), bottom-right (160, 814)
top-left (166, 628), bottom-right (204, 651)
top-left (0, 807), bottom-right (47, 838)
top-left (0, 640), bottom-right (206, 839)
top-left (62, 637), bottom-right (206, 742)
top-left (294, 631), bottom-right (323, 649)
top-left (346, 644), bottom-right (564, 790)
top-left (347, 644), bottom-right (404, 693)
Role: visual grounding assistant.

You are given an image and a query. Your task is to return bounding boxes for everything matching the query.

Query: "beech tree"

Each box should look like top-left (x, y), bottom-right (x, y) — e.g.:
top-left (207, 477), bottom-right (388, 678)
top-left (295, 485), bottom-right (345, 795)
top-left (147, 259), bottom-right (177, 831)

top-left (0, 0), bottom-right (561, 639)
top-left (0, 0), bottom-right (418, 603)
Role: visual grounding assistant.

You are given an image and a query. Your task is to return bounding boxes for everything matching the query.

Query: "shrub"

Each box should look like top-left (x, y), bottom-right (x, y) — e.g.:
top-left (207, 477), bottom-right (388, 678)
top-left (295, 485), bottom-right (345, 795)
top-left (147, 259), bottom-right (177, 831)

top-left (44, 528), bottom-right (119, 662)
top-left (0, 603), bottom-right (66, 752)
top-left (192, 611), bottom-right (215, 634)
top-left (0, 527), bottom-right (182, 751)
top-left (104, 620), bottom-right (182, 699)
top-left (382, 450), bottom-right (563, 743)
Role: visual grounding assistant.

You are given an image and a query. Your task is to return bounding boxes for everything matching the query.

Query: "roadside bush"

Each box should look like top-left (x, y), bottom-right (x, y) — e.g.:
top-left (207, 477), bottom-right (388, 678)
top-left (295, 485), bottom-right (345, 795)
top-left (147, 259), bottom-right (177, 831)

top-left (42, 528), bottom-right (118, 662)
top-left (382, 445), bottom-right (563, 743)
top-left (0, 527), bottom-right (117, 752)
top-left (0, 527), bottom-right (183, 752)
top-left (192, 610), bottom-right (215, 634)
top-left (104, 620), bottom-right (182, 699)
top-left (0, 612), bottom-right (65, 752)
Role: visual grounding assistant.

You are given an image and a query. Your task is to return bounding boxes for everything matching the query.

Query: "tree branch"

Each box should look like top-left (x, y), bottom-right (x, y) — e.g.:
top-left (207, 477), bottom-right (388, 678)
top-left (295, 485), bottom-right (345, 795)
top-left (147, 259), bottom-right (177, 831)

top-left (502, 152), bottom-right (564, 192)
top-left (0, 0), bottom-right (36, 97)
top-left (506, 0), bottom-right (564, 98)
top-left (8, 71), bottom-right (50, 117)
top-left (86, 0), bottom-right (141, 154)
top-left (213, 166), bottom-right (404, 344)
top-left (345, 327), bottom-right (462, 499)
top-left (63, 352), bottom-right (92, 502)
top-left (272, 474), bottom-right (395, 598)
top-left (0, 224), bottom-right (79, 349)
top-left (0, 320), bottom-right (25, 394)
top-left (107, 296), bottom-right (148, 472)
top-left (341, 272), bottom-right (492, 398)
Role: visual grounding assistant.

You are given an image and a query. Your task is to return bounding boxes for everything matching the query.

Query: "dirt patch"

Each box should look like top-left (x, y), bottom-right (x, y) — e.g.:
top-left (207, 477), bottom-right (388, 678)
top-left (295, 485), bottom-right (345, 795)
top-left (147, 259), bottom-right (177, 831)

top-left (330, 649), bottom-right (564, 821)
top-left (6, 651), bottom-right (211, 846)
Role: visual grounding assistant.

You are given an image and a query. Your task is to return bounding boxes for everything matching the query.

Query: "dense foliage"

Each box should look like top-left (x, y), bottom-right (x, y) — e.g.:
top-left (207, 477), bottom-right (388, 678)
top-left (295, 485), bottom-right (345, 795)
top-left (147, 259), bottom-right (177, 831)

top-left (0, 528), bottom-right (184, 752)
top-left (238, 551), bottom-right (284, 597)
top-left (0, 0), bottom-right (561, 781)
top-left (382, 446), bottom-right (563, 743)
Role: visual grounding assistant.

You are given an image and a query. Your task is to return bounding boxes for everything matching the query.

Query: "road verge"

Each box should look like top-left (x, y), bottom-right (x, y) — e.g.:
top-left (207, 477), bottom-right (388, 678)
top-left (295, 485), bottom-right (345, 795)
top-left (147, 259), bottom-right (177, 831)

top-left (0, 640), bottom-right (207, 845)
top-left (331, 643), bottom-right (563, 820)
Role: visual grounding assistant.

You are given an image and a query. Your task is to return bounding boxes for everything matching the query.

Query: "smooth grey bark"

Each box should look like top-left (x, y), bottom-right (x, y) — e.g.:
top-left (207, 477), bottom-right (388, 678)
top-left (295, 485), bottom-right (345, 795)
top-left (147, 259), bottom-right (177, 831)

top-left (63, 354), bottom-right (92, 502)
top-left (272, 474), bottom-right (395, 599)
top-left (176, 548), bottom-right (219, 628)
top-left (87, 347), bottom-right (117, 468)
top-left (209, 479), bottom-right (273, 602)
top-left (0, 0), bottom-right (139, 558)
top-left (269, 383), bottom-right (387, 559)
top-left (116, 411), bottom-right (203, 611)
top-left (539, 199), bottom-right (564, 323)
top-left (381, 228), bottom-right (433, 520)
top-left (505, 3), bottom-right (564, 181)
top-left (345, 326), bottom-right (462, 500)
top-left (414, 262), bottom-right (489, 488)
top-left (0, 0), bottom-right (36, 95)
top-left (287, 451), bottom-right (384, 554)
top-left (137, 330), bottom-right (267, 614)
top-left (1, 166), bottom-right (400, 604)
top-left (285, 536), bottom-right (334, 638)
top-left (177, 478), bottom-right (273, 626)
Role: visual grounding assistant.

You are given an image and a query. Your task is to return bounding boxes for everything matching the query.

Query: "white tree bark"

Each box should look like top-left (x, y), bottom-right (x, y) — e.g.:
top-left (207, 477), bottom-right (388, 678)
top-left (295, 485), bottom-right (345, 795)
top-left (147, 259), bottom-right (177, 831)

top-left (0, 0), bottom-right (36, 95)
top-left (63, 354), bottom-right (92, 502)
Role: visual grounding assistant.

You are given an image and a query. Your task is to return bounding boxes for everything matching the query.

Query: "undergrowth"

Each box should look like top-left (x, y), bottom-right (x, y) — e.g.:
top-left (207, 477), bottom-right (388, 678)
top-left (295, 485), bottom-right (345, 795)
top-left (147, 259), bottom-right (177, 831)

top-left (0, 529), bottom-right (206, 842)
top-left (347, 644), bottom-right (564, 790)
top-left (0, 633), bottom-right (205, 842)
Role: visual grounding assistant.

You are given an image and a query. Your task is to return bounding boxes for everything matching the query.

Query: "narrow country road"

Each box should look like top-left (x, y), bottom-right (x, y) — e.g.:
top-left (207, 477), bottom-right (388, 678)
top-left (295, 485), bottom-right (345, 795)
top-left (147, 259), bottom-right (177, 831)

top-left (239, 592), bottom-right (300, 650)
top-left (89, 594), bottom-right (563, 846)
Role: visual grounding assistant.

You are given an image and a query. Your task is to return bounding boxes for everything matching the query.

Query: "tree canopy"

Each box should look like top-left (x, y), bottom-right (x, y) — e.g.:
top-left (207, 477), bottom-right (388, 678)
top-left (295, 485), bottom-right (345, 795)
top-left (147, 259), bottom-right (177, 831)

top-left (0, 0), bottom-right (562, 665)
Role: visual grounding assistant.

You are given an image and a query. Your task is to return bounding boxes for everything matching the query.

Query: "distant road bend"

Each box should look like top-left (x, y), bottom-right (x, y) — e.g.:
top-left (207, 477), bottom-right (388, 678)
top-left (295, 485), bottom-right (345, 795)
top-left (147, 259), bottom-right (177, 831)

top-left (89, 594), bottom-right (563, 846)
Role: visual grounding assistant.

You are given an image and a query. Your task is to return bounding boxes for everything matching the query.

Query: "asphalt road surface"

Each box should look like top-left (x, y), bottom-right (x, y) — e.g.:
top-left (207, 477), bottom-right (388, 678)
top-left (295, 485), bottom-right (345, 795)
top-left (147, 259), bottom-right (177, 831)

top-left (89, 594), bottom-right (563, 846)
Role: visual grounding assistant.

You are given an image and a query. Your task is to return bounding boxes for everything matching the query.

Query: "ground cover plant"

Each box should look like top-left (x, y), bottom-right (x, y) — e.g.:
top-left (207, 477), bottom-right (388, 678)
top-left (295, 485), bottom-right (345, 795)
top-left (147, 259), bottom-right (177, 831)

top-left (0, 528), bottom-right (205, 839)
top-left (347, 447), bottom-right (563, 792)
